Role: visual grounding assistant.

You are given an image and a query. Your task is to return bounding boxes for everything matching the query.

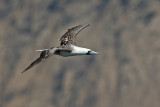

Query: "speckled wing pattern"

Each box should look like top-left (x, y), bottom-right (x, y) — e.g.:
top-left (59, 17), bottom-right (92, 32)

top-left (60, 24), bottom-right (90, 46)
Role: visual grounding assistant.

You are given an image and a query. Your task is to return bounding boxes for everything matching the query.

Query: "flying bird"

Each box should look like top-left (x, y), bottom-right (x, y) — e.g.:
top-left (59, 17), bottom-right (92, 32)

top-left (22, 24), bottom-right (98, 73)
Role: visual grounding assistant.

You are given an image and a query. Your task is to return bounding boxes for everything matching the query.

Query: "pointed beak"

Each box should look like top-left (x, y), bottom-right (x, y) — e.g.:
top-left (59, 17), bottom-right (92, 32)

top-left (90, 51), bottom-right (99, 55)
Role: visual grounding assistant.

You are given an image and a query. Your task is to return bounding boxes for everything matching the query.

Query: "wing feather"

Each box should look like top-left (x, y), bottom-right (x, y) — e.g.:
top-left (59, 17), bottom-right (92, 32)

top-left (60, 24), bottom-right (90, 46)
top-left (22, 49), bottom-right (55, 73)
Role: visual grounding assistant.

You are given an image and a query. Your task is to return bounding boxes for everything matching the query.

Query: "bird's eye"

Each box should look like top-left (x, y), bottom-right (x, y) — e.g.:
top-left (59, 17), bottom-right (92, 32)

top-left (87, 51), bottom-right (91, 55)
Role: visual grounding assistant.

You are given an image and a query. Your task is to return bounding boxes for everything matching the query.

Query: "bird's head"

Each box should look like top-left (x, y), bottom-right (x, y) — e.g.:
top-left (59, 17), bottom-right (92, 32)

top-left (86, 50), bottom-right (99, 55)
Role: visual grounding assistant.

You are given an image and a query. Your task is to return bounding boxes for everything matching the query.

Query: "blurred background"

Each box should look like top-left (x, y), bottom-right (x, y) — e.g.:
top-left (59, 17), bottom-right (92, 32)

top-left (1, 0), bottom-right (160, 107)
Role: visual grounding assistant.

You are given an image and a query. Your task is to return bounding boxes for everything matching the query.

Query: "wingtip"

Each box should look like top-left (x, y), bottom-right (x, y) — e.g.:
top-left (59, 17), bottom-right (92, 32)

top-left (21, 69), bottom-right (27, 73)
top-left (83, 23), bottom-right (90, 27)
top-left (21, 71), bottom-right (25, 74)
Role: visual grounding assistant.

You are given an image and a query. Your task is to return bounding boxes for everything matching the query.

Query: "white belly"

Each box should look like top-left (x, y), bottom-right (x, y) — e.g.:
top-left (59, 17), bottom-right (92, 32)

top-left (58, 46), bottom-right (90, 57)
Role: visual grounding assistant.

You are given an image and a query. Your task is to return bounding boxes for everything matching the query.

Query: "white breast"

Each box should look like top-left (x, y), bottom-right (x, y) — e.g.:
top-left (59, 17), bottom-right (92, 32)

top-left (72, 46), bottom-right (90, 54)
top-left (58, 45), bottom-right (90, 57)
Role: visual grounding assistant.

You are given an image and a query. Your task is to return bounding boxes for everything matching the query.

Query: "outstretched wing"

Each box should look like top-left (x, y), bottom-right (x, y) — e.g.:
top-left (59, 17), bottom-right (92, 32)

top-left (21, 57), bottom-right (43, 73)
top-left (60, 24), bottom-right (90, 46)
top-left (21, 50), bottom-right (50, 73)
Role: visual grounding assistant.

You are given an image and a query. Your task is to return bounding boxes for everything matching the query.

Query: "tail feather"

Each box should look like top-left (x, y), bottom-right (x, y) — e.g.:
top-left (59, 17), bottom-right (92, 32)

top-left (21, 57), bottom-right (42, 73)
top-left (36, 49), bottom-right (50, 52)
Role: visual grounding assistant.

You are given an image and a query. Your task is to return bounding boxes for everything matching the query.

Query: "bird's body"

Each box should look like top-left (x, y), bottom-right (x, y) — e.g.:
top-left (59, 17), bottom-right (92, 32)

top-left (22, 24), bottom-right (98, 73)
top-left (55, 45), bottom-right (92, 57)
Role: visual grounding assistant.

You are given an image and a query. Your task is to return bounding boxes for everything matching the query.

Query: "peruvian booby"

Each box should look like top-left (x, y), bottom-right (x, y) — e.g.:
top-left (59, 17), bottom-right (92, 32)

top-left (22, 24), bottom-right (98, 73)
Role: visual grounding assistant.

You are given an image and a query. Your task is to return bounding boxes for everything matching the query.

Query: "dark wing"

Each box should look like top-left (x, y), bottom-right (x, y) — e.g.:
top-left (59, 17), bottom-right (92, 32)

top-left (21, 50), bottom-right (50, 73)
top-left (60, 24), bottom-right (90, 46)
top-left (21, 57), bottom-right (42, 73)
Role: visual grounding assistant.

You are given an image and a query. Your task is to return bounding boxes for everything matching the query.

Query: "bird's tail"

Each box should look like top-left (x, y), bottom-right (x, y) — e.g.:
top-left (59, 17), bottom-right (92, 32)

top-left (36, 49), bottom-right (50, 52)
top-left (21, 57), bottom-right (42, 73)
